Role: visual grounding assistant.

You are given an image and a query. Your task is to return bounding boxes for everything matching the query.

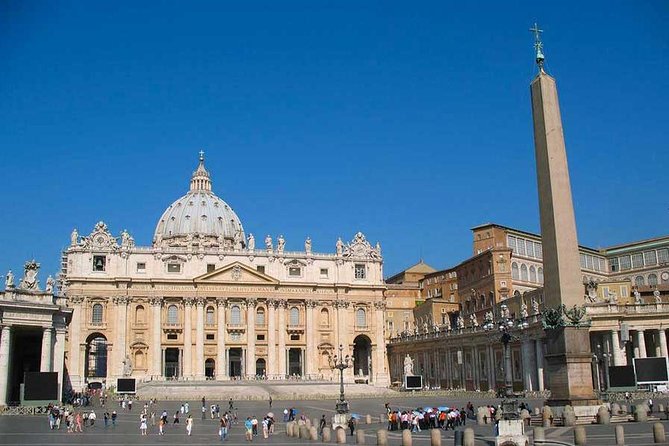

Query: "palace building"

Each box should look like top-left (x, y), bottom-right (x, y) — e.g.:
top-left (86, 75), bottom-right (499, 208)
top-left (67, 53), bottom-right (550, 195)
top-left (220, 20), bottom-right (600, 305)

top-left (62, 154), bottom-right (389, 390)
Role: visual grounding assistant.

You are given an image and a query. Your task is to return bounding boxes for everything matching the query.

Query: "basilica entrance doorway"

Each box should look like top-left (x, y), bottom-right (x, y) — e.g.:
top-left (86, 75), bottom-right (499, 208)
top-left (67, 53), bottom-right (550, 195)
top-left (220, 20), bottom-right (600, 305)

top-left (229, 348), bottom-right (242, 378)
top-left (85, 333), bottom-right (108, 379)
top-left (288, 348), bottom-right (302, 377)
top-left (255, 359), bottom-right (266, 377)
top-left (164, 348), bottom-right (180, 378)
top-left (205, 358), bottom-right (215, 378)
top-left (353, 335), bottom-right (372, 380)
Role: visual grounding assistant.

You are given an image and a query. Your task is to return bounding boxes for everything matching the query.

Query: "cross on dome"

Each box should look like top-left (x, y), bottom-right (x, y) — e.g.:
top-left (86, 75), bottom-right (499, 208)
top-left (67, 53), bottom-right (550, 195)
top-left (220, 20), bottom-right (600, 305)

top-left (190, 151), bottom-right (212, 192)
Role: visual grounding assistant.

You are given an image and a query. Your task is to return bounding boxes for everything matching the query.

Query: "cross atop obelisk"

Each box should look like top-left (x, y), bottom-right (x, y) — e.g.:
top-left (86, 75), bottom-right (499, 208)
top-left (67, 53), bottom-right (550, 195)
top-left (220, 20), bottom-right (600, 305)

top-left (529, 22), bottom-right (545, 71)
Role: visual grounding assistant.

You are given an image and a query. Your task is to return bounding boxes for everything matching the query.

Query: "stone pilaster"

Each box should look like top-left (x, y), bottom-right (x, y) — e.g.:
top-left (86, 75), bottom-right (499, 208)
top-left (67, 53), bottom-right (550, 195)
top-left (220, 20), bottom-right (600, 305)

top-left (150, 297), bottom-right (163, 378)
top-left (373, 300), bottom-right (390, 386)
top-left (195, 298), bottom-right (205, 379)
top-left (521, 338), bottom-right (536, 391)
top-left (40, 327), bottom-right (53, 372)
top-left (535, 339), bottom-right (545, 391)
top-left (0, 326), bottom-right (12, 406)
top-left (245, 298), bottom-right (257, 378)
top-left (53, 328), bottom-right (66, 401)
top-left (636, 330), bottom-right (647, 358)
top-left (266, 299), bottom-right (277, 378)
top-left (68, 296), bottom-right (84, 388)
top-left (305, 299), bottom-right (317, 377)
top-left (610, 330), bottom-right (624, 366)
top-left (277, 299), bottom-right (287, 377)
top-left (215, 298), bottom-right (227, 380)
top-left (659, 329), bottom-right (668, 359)
top-left (113, 296), bottom-right (130, 377)
top-left (183, 297), bottom-right (194, 378)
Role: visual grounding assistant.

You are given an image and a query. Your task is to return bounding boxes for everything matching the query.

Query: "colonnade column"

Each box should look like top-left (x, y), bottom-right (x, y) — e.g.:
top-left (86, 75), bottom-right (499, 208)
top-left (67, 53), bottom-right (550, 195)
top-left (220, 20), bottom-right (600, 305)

top-left (610, 330), bottom-right (624, 366)
top-left (215, 298), bottom-right (227, 380)
top-left (659, 329), bottom-right (668, 358)
top-left (114, 296), bottom-right (129, 377)
top-left (277, 300), bottom-right (287, 377)
top-left (305, 300), bottom-right (317, 378)
top-left (183, 297), bottom-right (194, 378)
top-left (374, 300), bottom-right (389, 386)
top-left (535, 339), bottom-right (545, 391)
top-left (68, 297), bottom-right (84, 387)
top-left (195, 298), bottom-right (205, 379)
top-left (53, 327), bottom-right (66, 401)
top-left (245, 298), bottom-right (257, 378)
top-left (150, 297), bottom-right (162, 378)
top-left (0, 326), bottom-right (12, 406)
top-left (40, 327), bottom-right (53, 372)
top-left (521, 338), bottom-right (535, 391)
top-left (636, 330), bottom-right (647, 358)
top-left (266, 299), bottom-right (277, 379)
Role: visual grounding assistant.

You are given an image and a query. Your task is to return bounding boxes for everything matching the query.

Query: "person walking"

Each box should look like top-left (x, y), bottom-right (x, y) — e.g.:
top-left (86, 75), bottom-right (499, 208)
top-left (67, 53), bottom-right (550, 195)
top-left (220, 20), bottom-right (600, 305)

top-left (262, 417), bottom-right (269, 438)
top-left (219, 414), bottom-right (229, 441)
top-left (89, 410), bottom-right (96, 426)
top-left (202, 404), bottom-right (206, 420)
top-left (173, 410), bottom-right (180, 427)
top-left (348, 416), bottom-right (356, 436)
top-left (140, 414), bottom-right (148, 436)
top-left (186, 414), bottom-right (193, 436)
top-left (111, 410), bottom-right (117, 427)
top-left (244, 417), bottom-right (253, 441)
top-left (319, 414), bottom-right (327, 436)
top-left (75, 412), bottom-right (83, 433)
top-left (158, 417), bottom-right (165, 435)
top-left (268, 396), bottom-right (272, 408)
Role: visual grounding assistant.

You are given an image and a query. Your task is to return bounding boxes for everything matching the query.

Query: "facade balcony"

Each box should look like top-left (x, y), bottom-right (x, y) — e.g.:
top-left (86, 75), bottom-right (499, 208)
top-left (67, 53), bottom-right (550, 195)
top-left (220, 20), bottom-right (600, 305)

top-left (227, 323), bottom-right (246, 333)
top-left (163, 322), bottom-right (182, 333)
top-left (354, 325), bottom-right (369, 332)
top-left (286, 324), bottom-right (305, 334)
top-left (88, 322), bottom-right (107, 330)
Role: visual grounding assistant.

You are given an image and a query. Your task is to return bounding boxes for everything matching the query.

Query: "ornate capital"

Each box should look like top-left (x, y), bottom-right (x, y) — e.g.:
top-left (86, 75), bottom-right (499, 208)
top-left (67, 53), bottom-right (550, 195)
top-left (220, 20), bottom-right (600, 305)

top-left (277, 299), bottom-right (288, 309)
top-left (195, 297), bottom-right (206, 307)
top-left (69, 296), bottom-right (85, 305)
top-left (148, 297), bottom-right (163, 307)
top-left (266, 298), bottom-right (278, 309)
top-left (112, 296), bottom-right (130, 306)
top-left (333, 299), bottom-right (350, 309)
top-left (246, 297), bottom-right (258, 308)
top-left (305, 299), bottom-right (318, 309)
top-left (216, 297), bottom-right (228, 308)
top-left (373, 300), bottom-right (387, 310)
top-left (183, 297), bottom-right (196, 307)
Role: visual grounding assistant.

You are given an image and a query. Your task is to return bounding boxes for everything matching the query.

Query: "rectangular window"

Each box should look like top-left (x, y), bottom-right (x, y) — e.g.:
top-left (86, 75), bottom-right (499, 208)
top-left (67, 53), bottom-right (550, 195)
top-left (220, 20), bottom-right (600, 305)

top-left (619, 255), bottom-right (631, 271)
top-left (288, 267), bottom-right (301, 277)
top-left (93, 255), bottom-right (106, 272)
top-left (585, 255), bottom-right (593, 270)
top-left (644, 251), bottom-right (658, 266)
top-left (535, 242), bottom-right (543, 259)
top-left (620, 286), bottom-right (628, 298)
top-left (526, 241), bottom-right (535, 258)
top-left (256, 265), bottom-right (265, 274)
top-left (580, 254), bottom-right (587, 269)
top-left (207, 264), bottom-right (215, 273)
top-left (256, 334), bottom-right (265, 341)
top-left (631, 253), bottom-right (644, 269)
top-left (354, 264), bottom-right (366, 279)
top-left (516, 239), bottom-right (526, 256)
top-left (290, 334), bottom-right (300, 341)
top-left (167, 334), bottom-right (178, 340)
top-left (136, 262), bottom-right (146, 273)
top-left (206, 334), bottom-right (215, 341)
top-left (167, 263), bottom-right (181, 273)
top-left (320, 268), bottom-right (329, 278)
top-left (507, 236), bottom-right (516, 252)
top-left (659, 249), bottom-right (669, 264)
top-left (610, 257), bottom-right (619, 272)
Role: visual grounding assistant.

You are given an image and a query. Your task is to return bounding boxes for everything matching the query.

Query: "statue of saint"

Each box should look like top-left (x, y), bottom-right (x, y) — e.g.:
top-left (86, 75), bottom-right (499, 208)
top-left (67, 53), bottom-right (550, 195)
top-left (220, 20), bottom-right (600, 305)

top-left (265, 235), bottom-right (273, 252)
top-left (634, 289), bottom-right (642, 304)
top-left (403, 354), bottom-right (414, 377)
top-left (5, 270), bottom-right (14, 289)
top-left (469, 313), bottom-right (478, 328)
top-left (654, 289), bottom-right (661, 304)
top-left (305, 237), bottom-right (312, 255)
top-left (336, 237), bottom-right (344, 256)
top-left (234, 229), bottom-right (243, 251)
top-left (456, 315), bottom-right (465, 330)
top-left (123, 355), bottom-right (133, 376)
top-left (609, 289), bottom-right (618, 304)
top-left (423, 321), bottom-right (429, 334)
top-left (520, 301), bottom-right (529, 319)
top-left (45, 275), bottom-right (55, 294)
top-left (153, 232), bottom-right (162, 247)
top-left (121, 229), bottom-right (130, 248)
top-left (70, 228), bottom-right (79, 246)
top-left (500, 304), bottom-right (510, 319)
top-left (247, 233), bottom-right (255, 251)
top-left (443, 317), bottom-right (451, 331)
top-left (531, 297), bottom-right (539, 315)
top-left (277, 235), bottom-right (285, 254)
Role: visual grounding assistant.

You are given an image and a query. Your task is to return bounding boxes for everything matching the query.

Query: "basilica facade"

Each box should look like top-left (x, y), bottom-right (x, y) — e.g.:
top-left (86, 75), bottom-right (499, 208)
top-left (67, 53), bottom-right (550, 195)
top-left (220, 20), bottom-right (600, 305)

top-left (62, 154), bottom-right (389, 390)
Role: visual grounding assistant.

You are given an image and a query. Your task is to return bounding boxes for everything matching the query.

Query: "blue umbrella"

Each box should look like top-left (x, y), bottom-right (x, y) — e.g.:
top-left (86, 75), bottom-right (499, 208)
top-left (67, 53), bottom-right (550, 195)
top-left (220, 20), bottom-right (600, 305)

top-left (350, 413), bottom-right (362, 419)
top-left (438, 406), bottom-right (449, 411)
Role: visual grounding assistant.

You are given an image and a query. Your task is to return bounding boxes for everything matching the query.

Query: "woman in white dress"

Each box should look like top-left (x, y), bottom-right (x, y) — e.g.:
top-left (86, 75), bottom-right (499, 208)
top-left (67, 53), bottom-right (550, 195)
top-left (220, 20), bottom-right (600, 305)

top-left (186, 415), bottom-right (193, 436)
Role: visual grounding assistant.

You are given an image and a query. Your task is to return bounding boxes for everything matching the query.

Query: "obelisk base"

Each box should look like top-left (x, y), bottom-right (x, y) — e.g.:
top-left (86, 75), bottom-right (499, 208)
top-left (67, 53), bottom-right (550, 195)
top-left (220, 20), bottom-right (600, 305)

top-left (544, 327), bottom-right (600, 407)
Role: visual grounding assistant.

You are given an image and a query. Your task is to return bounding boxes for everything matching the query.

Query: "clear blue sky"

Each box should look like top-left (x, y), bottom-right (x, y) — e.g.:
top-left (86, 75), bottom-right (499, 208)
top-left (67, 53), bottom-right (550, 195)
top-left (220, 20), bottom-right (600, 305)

top-left (1, 1), bottom-right (667, 280)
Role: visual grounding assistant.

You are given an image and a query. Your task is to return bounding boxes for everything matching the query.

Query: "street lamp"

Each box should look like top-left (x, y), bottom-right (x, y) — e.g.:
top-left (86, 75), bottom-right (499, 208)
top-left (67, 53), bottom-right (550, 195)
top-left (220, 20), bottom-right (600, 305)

top-left (329, 344), bottom-right (354, 414)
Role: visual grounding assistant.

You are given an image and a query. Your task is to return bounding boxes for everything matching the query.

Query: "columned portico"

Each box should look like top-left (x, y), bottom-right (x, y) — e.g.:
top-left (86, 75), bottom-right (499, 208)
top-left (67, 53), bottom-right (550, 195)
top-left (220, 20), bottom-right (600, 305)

top-left (659, 329), bottom-right (668, 358)
top-left (277, 300), bottom-right (287, 377)
top-left (305, 300), bottom-right (316, 377)
top-left (535, 339), bottom-right (545, 391)
top-left (0, 326), bottom-right (12, 406)
top-left (114, 296), bottom-right (129, 377)
top-left (636, 329), bottom-right (647, 358)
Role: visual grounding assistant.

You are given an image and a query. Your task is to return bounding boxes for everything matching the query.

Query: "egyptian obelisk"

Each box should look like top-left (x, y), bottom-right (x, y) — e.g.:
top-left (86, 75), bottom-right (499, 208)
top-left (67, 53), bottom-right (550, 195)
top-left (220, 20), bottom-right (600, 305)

top-left (529, 24), bottom-right (597, 405)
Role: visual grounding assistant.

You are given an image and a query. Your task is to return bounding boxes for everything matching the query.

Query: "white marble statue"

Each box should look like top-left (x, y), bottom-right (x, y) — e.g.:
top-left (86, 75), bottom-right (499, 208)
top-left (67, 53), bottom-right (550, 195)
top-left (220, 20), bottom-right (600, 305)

top-left (19, 260), bottom-right (40, 290)
top-left (247, 233), bottom-right (255, 251)
top-left (470, 313), bottom-right (478, 328)
top-left (609, 289), bottom-right (618, 304)
top-left (277, 235), bottom-right (285, 254)
top-left (154, 232), bottom-right (162, 247)
top-left (123, 355), bottom-right (133, 376)
top-left (520, 301), bottom-right (529, 319)
top-left (305, 237), bottom-right (312, 255)
top-left (403, 354), bottom-right (414, 376)
top-left (423, 321), bottom-right (429, 334)
top-left (70, 228), bottom-right (79, 246)
top-left (443, 317), bottom-right (451, 331)
top-left (265, 235), bottom-right (273, 252)
top-left (456, 315), bottom-right (465, 330)
top-left (500, 304), bottom-right (510, 319)
top-left (336, 237), bottom-right (344, 256)
top-left (634, 289), bottom-right (642, 304)
top-left (45, 275), bottom-right (55, 293)
top-left (654, 289), bottom-right (661, 304)
top-left (531, 297), bottom-right (539, 315)
top-left (234, 229), bottom-right (243, 251)
top-left (5, 270), bottom-right (14, 289)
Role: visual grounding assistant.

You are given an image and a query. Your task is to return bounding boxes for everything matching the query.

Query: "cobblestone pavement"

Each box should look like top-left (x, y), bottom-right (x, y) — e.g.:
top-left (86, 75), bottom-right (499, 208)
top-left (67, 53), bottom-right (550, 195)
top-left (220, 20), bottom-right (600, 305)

top-left (0, 396), bottom-right (667, 445)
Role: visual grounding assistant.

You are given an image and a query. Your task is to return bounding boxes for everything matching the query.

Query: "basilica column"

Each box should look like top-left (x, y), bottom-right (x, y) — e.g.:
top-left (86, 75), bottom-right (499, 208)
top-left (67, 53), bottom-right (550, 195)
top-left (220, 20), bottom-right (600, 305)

top-left (305, 300), bottom-right (317, 378)
top-left (183, 298), bottom-right (194, 378)
top-left (53, 327), bottom-right (66, 401)
top-left (150, 297), bottom-right (163, 378)
top-left (277, 300), bottom-right (287, 377)
top-left (68, 297), bottom-right (84, 387)
top-left (636, 330), bottom-right (647, 358)
top-left (40, 327), bottom-right (54, 372)
top-left (521, 338), bottom-right (535, 391)
top-left (195, 298), bottom-right (205, 379)
top-left (0, 326), bottom-right (12, 406)
top-left (373, 300), bottom-right (389, 386)
top-left (611, 330), bottom-right (624, 366)
top-left (266, 299), bottom-right (277, 379)
top-left (114, 296), bottom-right (130, 377)
top-left (245, 298), bottom-right (257, 378)
top-left (535, 339), bottom-right (545, 391)
top-left (215, 298), bottom-right (227, 380)
top-left (659, 329), bottom-right (668, 359)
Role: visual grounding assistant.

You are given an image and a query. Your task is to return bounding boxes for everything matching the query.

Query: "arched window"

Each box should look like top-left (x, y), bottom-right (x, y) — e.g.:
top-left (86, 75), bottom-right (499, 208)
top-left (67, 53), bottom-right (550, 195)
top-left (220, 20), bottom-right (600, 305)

top-left (206, 306), bottom-right (215, 325)
top-left (511, 262), bottom-right (519, 280)
top-left (167, 305), bottom-right (178, 325)
top-left (635, 276), bottom-right (645, 287)
top-left (538, 267), bottom-right (544, 284)
top-left (92, 303), bottom-right (103, 325)
top-left (648, 274), bottom-right (658, 286)
top-left (356, 308), bottom-right (366, 328)
top-left (529, 266), bottom-right (537, 283)
top-left (231, 305), bottom-right (241, 325)
top-left (135, 305), bottom-right (145, 324)
top-left (320, 308), bottom-right (330, 326)
top-left (289, 307), bottom-right (300, 326)
top-left (256, 307), bottom-right (266, 325)
top-left (520, 264), bottom-right (528, 282)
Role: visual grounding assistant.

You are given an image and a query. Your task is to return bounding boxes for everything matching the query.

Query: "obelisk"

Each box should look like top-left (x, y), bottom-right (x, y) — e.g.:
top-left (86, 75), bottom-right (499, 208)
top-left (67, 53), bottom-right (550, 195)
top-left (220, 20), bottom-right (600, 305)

top-left (529, 24), bottom-right (596, 406)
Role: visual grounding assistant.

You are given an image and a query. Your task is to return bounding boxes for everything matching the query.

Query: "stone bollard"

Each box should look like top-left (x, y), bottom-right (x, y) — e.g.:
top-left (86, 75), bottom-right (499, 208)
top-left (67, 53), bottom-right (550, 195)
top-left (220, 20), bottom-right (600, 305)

top-left (300, 425), bottom-right (310, 439)
top-left (622, 404), bottom-right (628, 413)
top-left (376, 429), bottom-right (388, 446)
top-left (285, 422), bottom-right (292, 436)
top-left (454, 430), bottom-right (464, 446)
top-left (309, 426), bottom-right (318, 441)
top-left (534, 427), bottom-right (545, 441)
top-left (563, 405), bottom-right (576, 427)
top-left (476, 406), bottom-right (487, 425)
top-left (615, 425), bottom-right (625, 446)
top-left (542, 405), bottom-right (553, 427)
top-left (306, 418), bottom-right (312, 429)
top-left (573, 426), bottom-right (587, 446)
top-left (336, 427), bottom-right (346, 444)
top-left (520, 409), bottom-right (531, 426)
top-left (366, 414), bottom-right (372, 425)
top-left (402, 429), bottom-right (412, 446)
top-left (463, 427), bottom-right (475, 446)
top-left (635, 404), bottom-right (649, 422)
top-left (597, 405), bottom-right (611, 424)
top-left (658, 403), bottom-right (665, 413)
top-left (611, 403), bottom-right (621, 415)
top-left (654, 422), bottom-right (666, 443)
top-left (356, 428), bottom-right (366, 444)
top-left (430, 427), bottom-right (442, 446)
top-left (322, 427), bottom-right (331, 442)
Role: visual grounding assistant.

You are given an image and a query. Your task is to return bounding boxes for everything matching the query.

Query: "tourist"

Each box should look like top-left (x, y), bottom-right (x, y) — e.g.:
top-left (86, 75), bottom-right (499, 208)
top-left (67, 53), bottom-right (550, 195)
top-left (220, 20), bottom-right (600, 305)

top-left (251, 415), bottom-right (258, 435)
top-left (211, 404), bottom-right (217, 419)
top-left (89, 410), bottom-right (96, 426)
top-left (649, 398), bottom-right (654, 414)
top-left (173, 410), bottom-right (180, 427)
top-left (244, 417), bottom-right (253, 441)
top-left (283, 408), bottom-right (289, 422)
top-left (67, 412), bottom-right (74, 433)
top-left (319, 414), bottom-right (327, 435)
top-left (158, 417), bottom-right (165, 435)
top-left (111, 410), bottom-right (117, 427)
top-left (411, 414), bottom-right (420, 433)
top-left (185, 402), bottom-right (190, 414)
top-left (180, 404), bottom-right (185, 414)
top-left (75, 412), bottom-right (83, 433)
top-left (103, 411), bottom-right (109, 428)
top-left (150, 410), bottom-right (155, 426)
top-left (262, 416), bottom-right (269, 438)
top-left (229, 398), bottom-right (234, 410)
top-left (216, 404), bottom-right (220, 418)
top-left (348, 416), bottom-right (356, 436)
top-left (219, 413), bottom-right (229, 441)
top-left (128, 400), bottom-right (133, 411)
top-left (268, 396), bottom-right (272, 408)
top-left (186, 414), bottom-right (193, 436)
top-left (202, 404), bottom-right (206, 419)
top-left (140, 413), bottom-right (148, 436)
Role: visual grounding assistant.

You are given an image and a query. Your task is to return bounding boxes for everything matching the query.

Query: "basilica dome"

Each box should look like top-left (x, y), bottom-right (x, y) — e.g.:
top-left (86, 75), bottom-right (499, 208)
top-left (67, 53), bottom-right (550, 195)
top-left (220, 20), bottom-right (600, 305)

top-left (154, 153), bottom-right (245, 247)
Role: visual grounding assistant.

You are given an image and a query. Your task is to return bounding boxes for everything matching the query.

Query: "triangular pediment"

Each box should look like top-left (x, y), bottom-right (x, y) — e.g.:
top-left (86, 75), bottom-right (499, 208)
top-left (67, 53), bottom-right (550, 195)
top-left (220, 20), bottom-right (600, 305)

top-left (194, 261), bottom-right (279, 284)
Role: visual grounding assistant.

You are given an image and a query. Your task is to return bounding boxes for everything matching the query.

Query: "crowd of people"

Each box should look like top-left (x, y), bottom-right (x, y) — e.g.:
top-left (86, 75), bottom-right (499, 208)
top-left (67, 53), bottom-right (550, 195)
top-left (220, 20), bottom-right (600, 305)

top-left (384, 401), bottom-right (477, 432)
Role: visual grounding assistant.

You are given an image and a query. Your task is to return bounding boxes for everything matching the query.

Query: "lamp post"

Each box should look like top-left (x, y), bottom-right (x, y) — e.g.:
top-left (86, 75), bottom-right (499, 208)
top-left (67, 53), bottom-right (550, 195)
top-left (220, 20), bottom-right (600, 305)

top-left (483, 304), bottom-right (528, 419)
top-left (329, 344), bottom-right (354, 414)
